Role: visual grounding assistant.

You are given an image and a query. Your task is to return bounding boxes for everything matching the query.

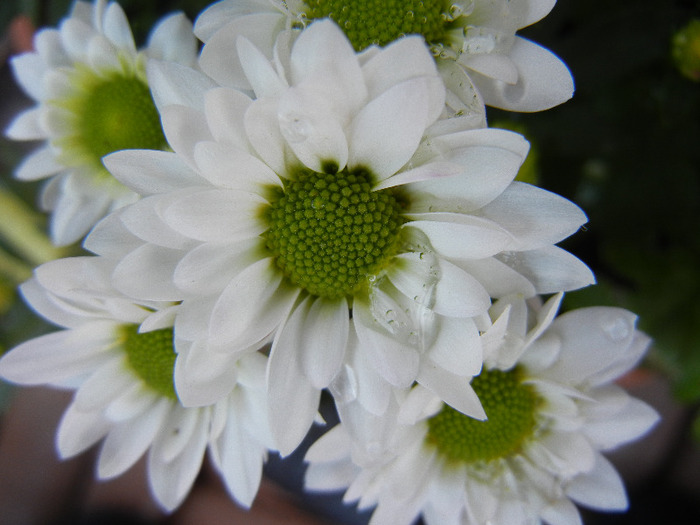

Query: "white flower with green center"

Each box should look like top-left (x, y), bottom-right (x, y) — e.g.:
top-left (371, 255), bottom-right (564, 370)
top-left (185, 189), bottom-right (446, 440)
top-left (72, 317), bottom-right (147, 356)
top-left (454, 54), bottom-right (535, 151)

top-left (87, 20), bottom-right (593, 455)
top-left (195, 0), bottom-right (573, 112)
top-left (5, 0), bottom-right (197, 245)
top-left (0, 257), bottom-right (274, 512)
top-left (305, 295), bottom-right (660, 525)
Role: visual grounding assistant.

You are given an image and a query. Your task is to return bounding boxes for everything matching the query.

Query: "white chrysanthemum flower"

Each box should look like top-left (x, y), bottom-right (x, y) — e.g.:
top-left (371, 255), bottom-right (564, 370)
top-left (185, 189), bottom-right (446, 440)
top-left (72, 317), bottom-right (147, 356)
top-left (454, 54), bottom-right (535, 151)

top-left (0, 257), bottom-right (274, 512)
top-left (195, 0), bottom-right (573, 112)
top-left (87, 19), bottom-right (592, 454)
top-left (5, 0), bottom-right (197, 245)
top-left (304, 294), bottom-right (660, 525)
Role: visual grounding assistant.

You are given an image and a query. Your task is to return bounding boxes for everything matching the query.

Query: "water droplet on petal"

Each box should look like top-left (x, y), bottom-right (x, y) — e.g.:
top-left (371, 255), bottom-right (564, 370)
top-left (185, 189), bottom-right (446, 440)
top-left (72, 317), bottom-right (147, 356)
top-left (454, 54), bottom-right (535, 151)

top-left (601, 315), bottom-right (631, 343)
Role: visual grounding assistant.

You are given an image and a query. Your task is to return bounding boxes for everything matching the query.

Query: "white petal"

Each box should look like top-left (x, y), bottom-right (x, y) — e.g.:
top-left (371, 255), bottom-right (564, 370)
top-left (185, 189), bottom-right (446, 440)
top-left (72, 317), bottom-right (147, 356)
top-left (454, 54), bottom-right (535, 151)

top-left (97, 398), bottom-right (170, 479)
top-left (267, 316), bottom-right (322, 456)
top-left (406, 213), bottom-right (514, 259)
top-left (428, 316), bottom-right (483, 377)
top-left (103, 149), bottom-right (200, 196)
top-left (362, 36), bottom-right (437, 99)
top-left (473, 37), bottom-right (574, 112)
top-left (15, 146), bottom-right (63, 181)
top-left (433, 257), bottom-right (492, 317)
top-left (277, 85), bottom-right (349, 173)
top-left (566, 454), bottom-right (628, 511)
top-left (73, 356), bottom-right (133, 412)
top-left (540, 307), bottom-right (639, 385)
top-left (520, 0), bottom-right (558, 27)
top-left (298, 296), bottom-right (349, 388)
top-left (146, 13), bottom-right (197, 65)
top-left (10, 53), bottom-right (46, 100)
top-left (496, 245), bottom-right (595, 293)
top-left (481, 182), bottom-right (588, 249)
top-left (209, 257), bottom-right (299, 347)
top-left (203, 88), bottom-right (253, 149)
top-left (290, 20), bottom-right (366, 117)
top-left (103, 1), bottom-right (136, 53)
top-left (462, 53), bottom-right (518, 84)
top-left (417, 364), bottom-right (486, 420)
top-left (214, 401), bottom-right (265, 507)
top-left (353, 301), bottom-right (419, 388)
top-left (162, 188), bottom-right (268, 243)
top-left (148, 408), bottom-right (209, 511)
top-left (582, 387), bottom-right (659, 450)
top-left (112, 244), bottom-right (183, 301)
top-left (148, 60), bottom-right (219, 115)
top-left (193, 141), bottom-right (280, 191)
top-left (173, 339), bottom-right (241, 407)
top-left (195, 0), bottom-right (278, 41)
top-left (159, 105), bottom-right (212, 169)
top-left (56, 403), bottom-right (111, 458)
top-left (5, 107), bottom-right (45, 140)
top-left (405, 129), bottom-right (529, 212)
top-left (348, 77), bottom-right (432, 181)
top-left (49, 177), bottom-right (115, 246)
top-left (541, 499), bottom-right (582, 525)
top-left (0, 323), bottom-right (117, 385)
top-left (117, 194), bottom-right (193, 249)
top-left (244, 97), bottom-right (288, 175)
top-left (173, 239), bottom-right (259, 295)
top-left (453, 257), bottom-right (537, 298)
top-left (198, 13), bottom-right (286, 91)
top-left (237, 35), bottom-right (286, 98)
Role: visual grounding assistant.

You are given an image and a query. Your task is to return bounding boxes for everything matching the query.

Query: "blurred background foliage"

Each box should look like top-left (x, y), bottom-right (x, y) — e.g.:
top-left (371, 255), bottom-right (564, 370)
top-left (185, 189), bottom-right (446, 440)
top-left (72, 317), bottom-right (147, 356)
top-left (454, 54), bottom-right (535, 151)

top-left (1, 0), bottom-right (699, 432)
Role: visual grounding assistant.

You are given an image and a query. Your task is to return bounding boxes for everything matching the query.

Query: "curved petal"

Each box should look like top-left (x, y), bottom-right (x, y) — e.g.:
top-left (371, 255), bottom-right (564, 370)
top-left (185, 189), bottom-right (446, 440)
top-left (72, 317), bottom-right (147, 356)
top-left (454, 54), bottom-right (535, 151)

top-left (417, 364), bottom-right (486, 420)
top-left (473, 37), bottom-right (574, 112)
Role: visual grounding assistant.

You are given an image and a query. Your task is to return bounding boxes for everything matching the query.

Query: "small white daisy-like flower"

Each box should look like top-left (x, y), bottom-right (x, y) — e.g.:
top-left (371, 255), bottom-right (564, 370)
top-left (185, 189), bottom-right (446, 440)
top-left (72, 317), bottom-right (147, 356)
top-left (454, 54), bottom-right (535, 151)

top-left (5, 0), bottom-right (197, 245)
top-left (304, 294), bottom-right (660, 525)
top-left (0, 257), bottom-right (274, 511)
top-left (195, 0), bottom-right (573, 112)
top-left (88, 19), bottom-right (592, 455)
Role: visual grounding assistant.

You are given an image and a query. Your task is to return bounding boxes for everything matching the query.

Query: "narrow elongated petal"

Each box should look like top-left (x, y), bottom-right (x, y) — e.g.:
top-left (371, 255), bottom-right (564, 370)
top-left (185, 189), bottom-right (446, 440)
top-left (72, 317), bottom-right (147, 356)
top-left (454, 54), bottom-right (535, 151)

top-left (267, 314), bottom-right (322, 456)
top-left (566, 455), bottom-right (628, 511)
top-left (417, 364), bottom-right (486, 420)
top-left (147, 13), bottom-right (197, 65)
top-left (103, 150), bottom-right (200, 196)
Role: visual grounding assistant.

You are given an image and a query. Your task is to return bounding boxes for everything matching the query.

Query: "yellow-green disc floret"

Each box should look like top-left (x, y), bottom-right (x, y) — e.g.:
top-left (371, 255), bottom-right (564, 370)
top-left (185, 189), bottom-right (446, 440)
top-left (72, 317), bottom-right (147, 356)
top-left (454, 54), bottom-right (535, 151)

top-left (121, 325), bottom-right (177, 400)
top-left (426, 367), bottom-right (540, 465)
top-left (265, 166), bottom-right (404, 299)
top-left (304, 0), bottom-right (449, 51)
top-left (53, 69), bottom-right (167, 172)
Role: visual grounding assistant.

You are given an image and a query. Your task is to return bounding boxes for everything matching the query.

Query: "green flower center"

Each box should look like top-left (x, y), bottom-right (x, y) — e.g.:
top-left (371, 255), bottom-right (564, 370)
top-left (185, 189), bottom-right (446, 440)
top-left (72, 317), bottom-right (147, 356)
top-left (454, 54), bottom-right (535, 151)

top-left (79, 75), bottom-right (166, 163)
top-left (264, 165), bottom-right (404, 299)
top-left (304, 0), bottom-right (449, 51)
top-left (54, 69), bottom-right (167, 172)
top-left (121, 325), bottom-right (177, 400)
top-left (425, 367), bottom-right (540, 465)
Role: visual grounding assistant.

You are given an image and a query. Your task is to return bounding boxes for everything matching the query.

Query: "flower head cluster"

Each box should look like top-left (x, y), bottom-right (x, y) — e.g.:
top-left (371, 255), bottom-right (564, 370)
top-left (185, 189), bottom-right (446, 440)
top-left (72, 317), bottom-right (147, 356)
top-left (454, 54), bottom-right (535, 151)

top-left (0, 257), bottom-right (272, 511)
top-left (0, 0), bottom-right (657, 520)
top-left (306, 295), bottom-right (660, 525)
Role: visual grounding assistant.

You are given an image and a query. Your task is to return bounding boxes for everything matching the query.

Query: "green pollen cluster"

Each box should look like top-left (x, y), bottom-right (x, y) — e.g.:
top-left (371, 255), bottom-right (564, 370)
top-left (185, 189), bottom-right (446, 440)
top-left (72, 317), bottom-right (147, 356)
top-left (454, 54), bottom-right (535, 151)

top-left (121, 325), bottom-right (177, 400)
top-left (304, 0), bottom-right (448, 51)
top-left (78, 75), bottom-right (167, 167)
top-left (426, 368), bottom-right (540, 465)
top-left (265, 166), bottom-right (404, 299)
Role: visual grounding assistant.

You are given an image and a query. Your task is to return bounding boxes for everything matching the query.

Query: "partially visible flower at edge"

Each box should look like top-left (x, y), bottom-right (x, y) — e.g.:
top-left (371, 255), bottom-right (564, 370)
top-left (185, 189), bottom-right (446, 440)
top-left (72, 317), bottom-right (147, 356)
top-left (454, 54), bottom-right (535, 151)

top-left (672, 18), bottom-right (700, 82)
top-left (194, 0), bottom-right (574, 112)
top-left (0, 256), bottom-right (274, 512)
top-left (5, 0), bottom-right (197, 245)
top-left (305, 294), bottom-right (660, 525)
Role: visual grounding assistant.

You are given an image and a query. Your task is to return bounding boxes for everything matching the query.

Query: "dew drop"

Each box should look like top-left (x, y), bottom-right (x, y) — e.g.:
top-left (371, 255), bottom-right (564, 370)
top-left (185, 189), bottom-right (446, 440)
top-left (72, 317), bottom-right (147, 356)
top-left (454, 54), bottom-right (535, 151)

top-left (601, 316), bottom-right (631, 343)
